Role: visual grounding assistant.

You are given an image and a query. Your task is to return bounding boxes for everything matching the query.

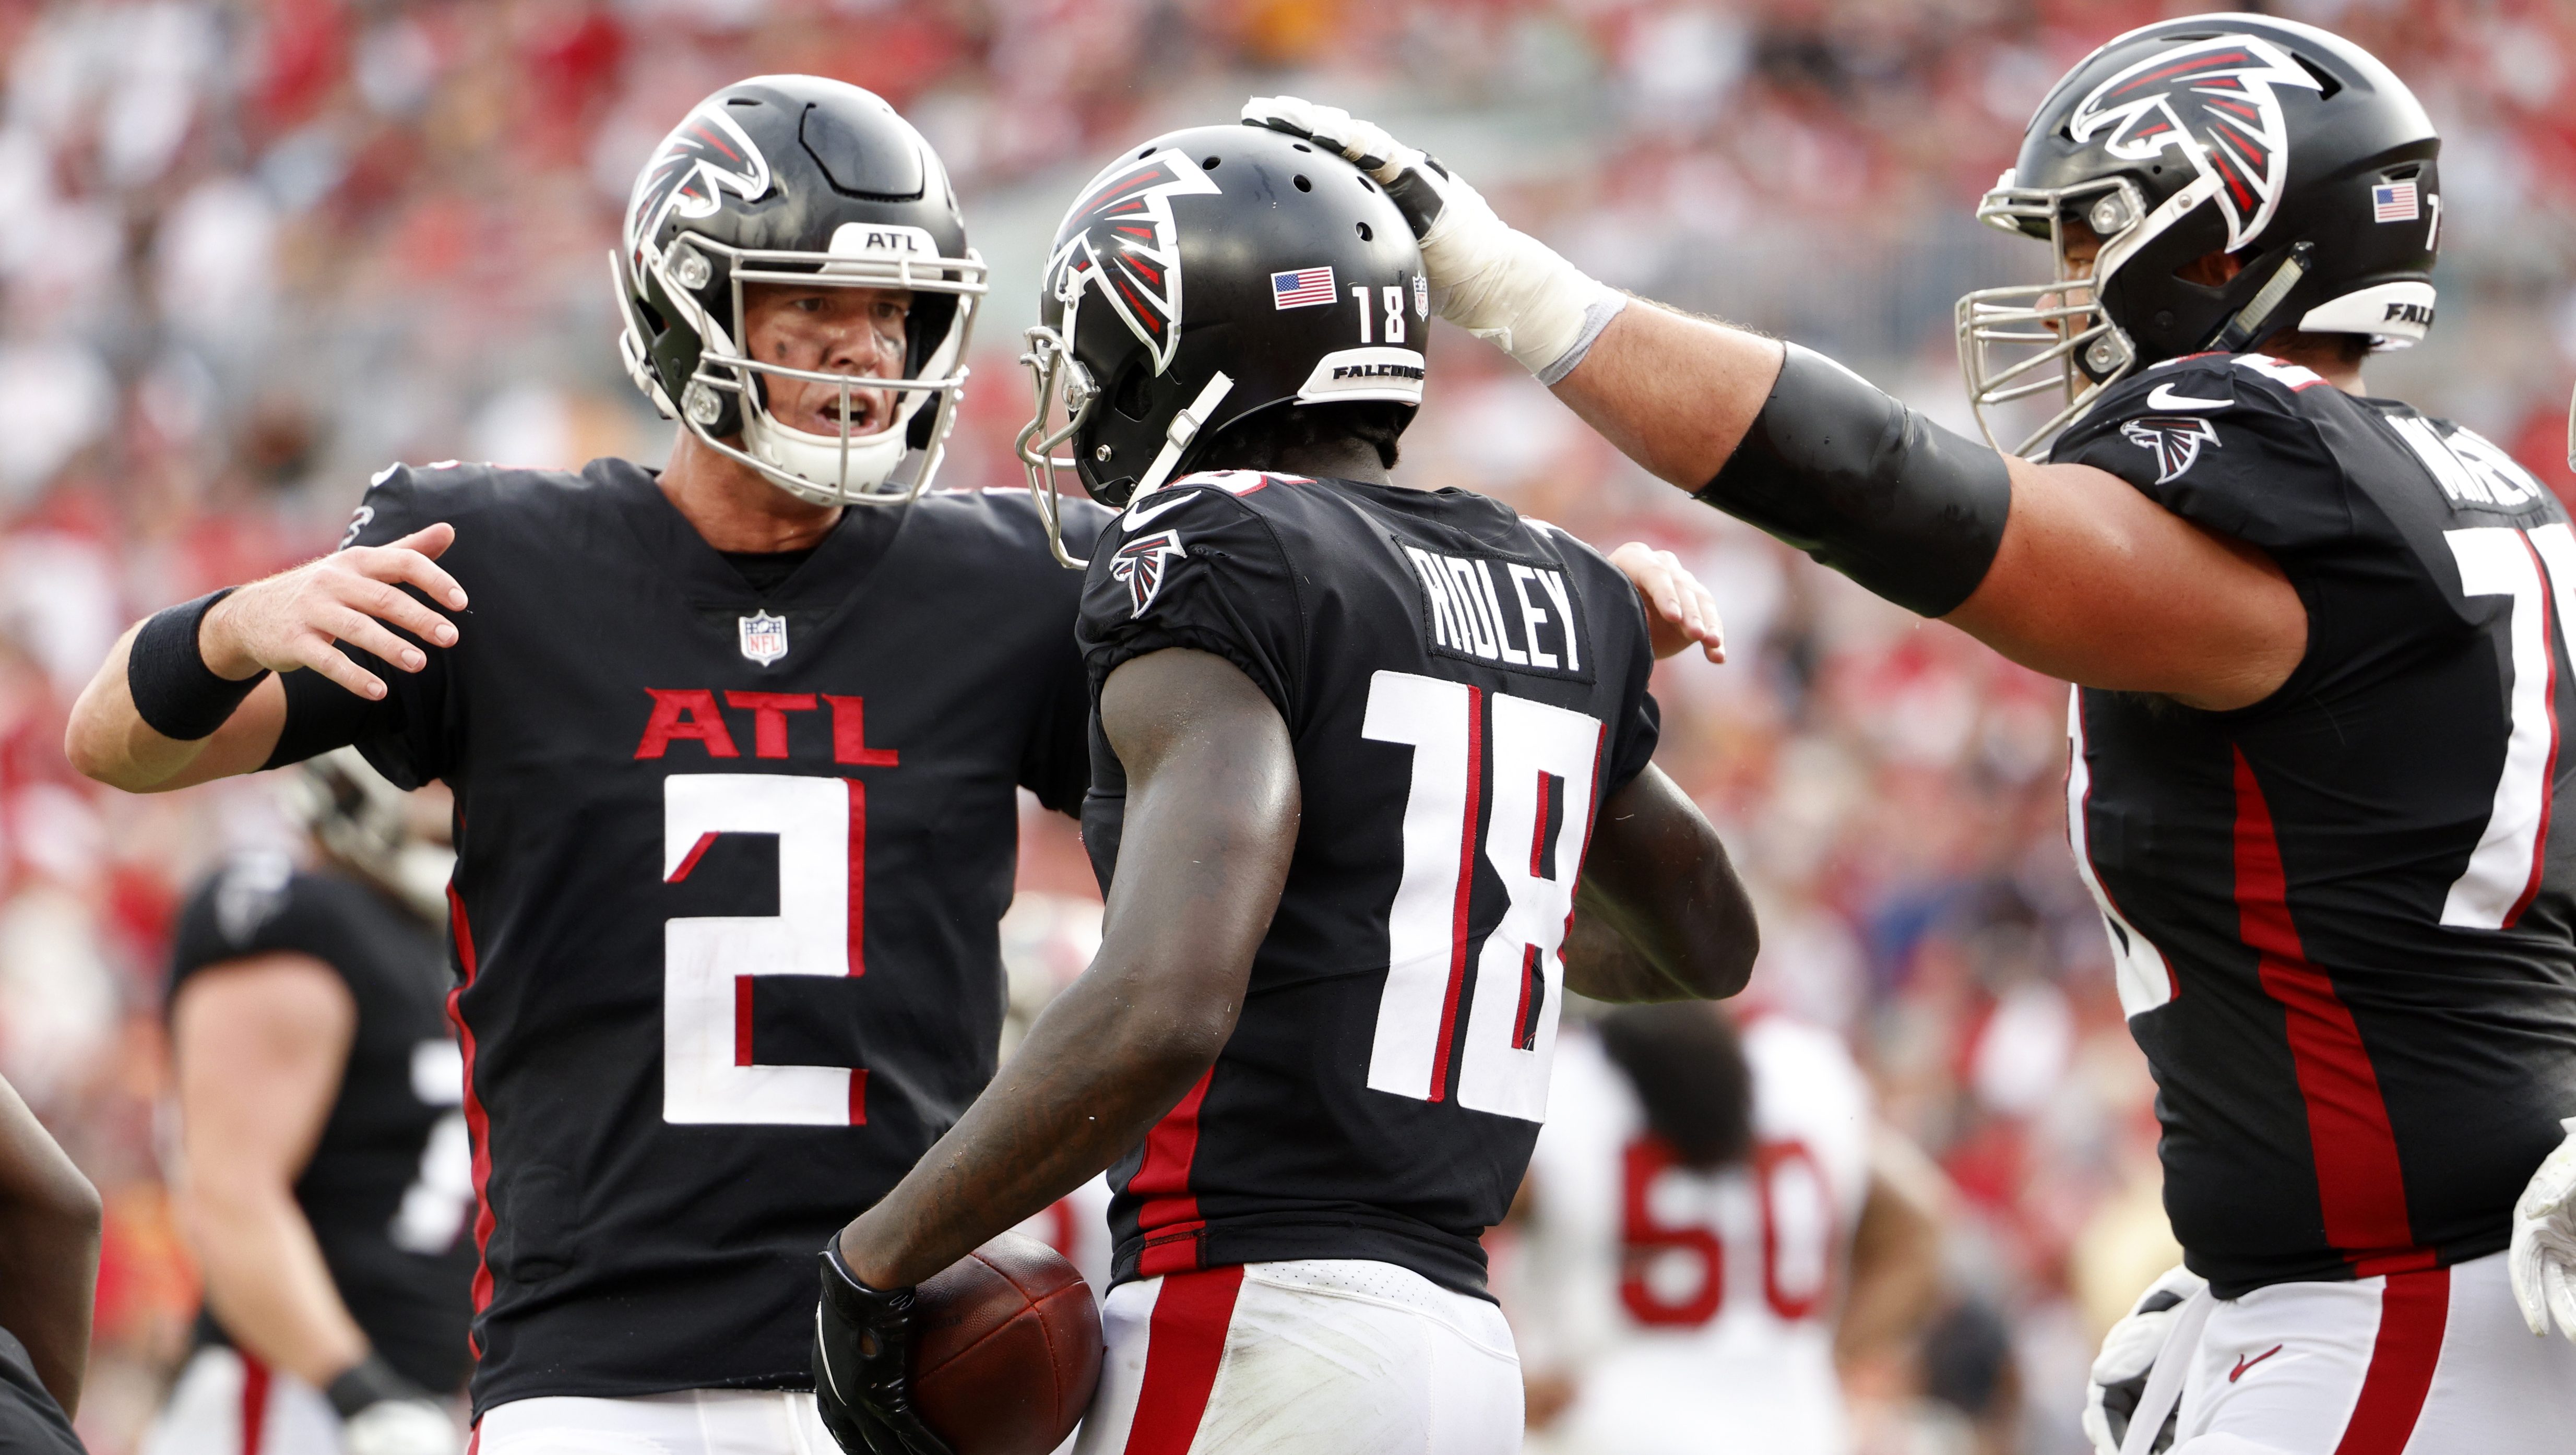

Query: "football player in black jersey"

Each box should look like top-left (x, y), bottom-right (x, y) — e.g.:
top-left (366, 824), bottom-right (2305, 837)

top-left (147, 750), bottom-right (471, 1455)
top-left (0, 1069), bottom-right (99, 1455)
top-left (1245, 11), bottom-right (2576, 1455)
top-left (61, 75), bottom-right (1718, 1455)
top-left (813, 123), bottom-right (1757, 1455)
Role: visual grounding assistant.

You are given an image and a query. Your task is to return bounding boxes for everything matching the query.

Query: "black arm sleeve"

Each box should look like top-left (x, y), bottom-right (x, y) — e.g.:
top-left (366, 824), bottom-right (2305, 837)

top-left (1695, 343), bottom-right (2012, 617)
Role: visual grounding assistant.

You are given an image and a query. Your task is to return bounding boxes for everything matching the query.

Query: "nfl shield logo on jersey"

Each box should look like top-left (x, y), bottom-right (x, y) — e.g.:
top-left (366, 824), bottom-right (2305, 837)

top-left (739, 611), bottom-right (789, 666)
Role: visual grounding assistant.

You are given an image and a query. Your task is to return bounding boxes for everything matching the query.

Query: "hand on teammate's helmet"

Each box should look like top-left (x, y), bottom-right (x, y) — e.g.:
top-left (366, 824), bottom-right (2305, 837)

top-left (1241, 96), bottom-right (1620, 381)
top-left (325, 1354), bottom-right (460, 1455)
top-left (2081, 1263), bottom-right (2204, 1455)
top-left (814, 1245), bottom-right (952, 1455)
top-left (2511, 1116), bottom-right (2576, 1342)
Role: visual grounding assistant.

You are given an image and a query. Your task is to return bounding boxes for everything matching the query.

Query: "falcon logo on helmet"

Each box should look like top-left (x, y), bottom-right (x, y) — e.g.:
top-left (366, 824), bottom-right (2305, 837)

top-left (1111, 530), bottom-right (1188, 618)
top-left (625, 105), bottom-right (772, 269)
top-left (2068, 35), bottom-right (2321, 253)
top-left (2120, 415), bottom-right (2222, 484)
top-left (1045, 151), bottom-right (1221, 375)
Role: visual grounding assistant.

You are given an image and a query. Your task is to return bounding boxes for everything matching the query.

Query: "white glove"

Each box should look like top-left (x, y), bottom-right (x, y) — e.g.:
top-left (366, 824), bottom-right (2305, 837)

top-left (2511, 1116), bottom-right (2576, 1342)
top-left (1241, 96), bottom-right (1624, 382)
top-left (2081, 1263), bottom-right (2205, 1455)
top-left (340, 1398), bottom-right (460, 1455)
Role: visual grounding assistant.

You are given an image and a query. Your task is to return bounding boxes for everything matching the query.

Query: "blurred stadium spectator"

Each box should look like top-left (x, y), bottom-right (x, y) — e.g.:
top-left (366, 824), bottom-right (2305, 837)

top-left (1, 2), bottom-right (2570, 1451)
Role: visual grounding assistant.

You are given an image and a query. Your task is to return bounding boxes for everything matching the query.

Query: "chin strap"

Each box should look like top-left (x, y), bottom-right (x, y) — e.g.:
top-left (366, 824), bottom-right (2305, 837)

top-left (1135, 372), bottom-right (1236, 499)
top-left (2210, 242), bottom-right (2314, 355)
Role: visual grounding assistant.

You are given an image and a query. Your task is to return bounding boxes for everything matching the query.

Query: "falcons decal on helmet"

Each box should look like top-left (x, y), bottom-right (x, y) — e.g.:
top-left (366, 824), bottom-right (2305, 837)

top-left (1046, 150), bottom-right (1221, 375)
top-left (1111, 529), bottom-right (1188, 618)
top-left (626, 104), bottom-right (773, 267)
top-left (2070, 34), bottom-right (2321, 253)
top-left (2120, 414), bottom-right (2222, 484)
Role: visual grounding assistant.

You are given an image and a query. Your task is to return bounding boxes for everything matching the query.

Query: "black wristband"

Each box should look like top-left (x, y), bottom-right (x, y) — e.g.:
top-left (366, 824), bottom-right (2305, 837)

top-left (323, 1352), bottom-right (429, 1418)
top-left (1695, 343), bottom-right (2011, 618)
top-left (127, 589), bottom-right (267, 741)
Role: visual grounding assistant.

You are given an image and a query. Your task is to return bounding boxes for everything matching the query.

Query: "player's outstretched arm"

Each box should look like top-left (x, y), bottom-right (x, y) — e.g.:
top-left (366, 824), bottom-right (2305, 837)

top-left (1245, 100), bottom-right (2306, 712)
top-left (65, 524), bottom-right (467, 793)
top-left (1559, 764), bottom-right (1756, 1003)
top-left (834, 646), bottom-right (1298, 1291)
top-left (0, 1072), bottom-right (100, 1416)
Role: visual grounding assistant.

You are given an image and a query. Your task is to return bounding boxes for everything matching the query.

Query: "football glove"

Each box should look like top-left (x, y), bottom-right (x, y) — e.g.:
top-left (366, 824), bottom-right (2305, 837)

top-left (1240, 96), bottom-right (1624, 383)
top-left (2081, 1263), bottom-right (2204, 1455)
top-left (323, 1354), bottom-right (458, 1455)
top-left (2511, 1116), bottom-right (2576, 1342)
top-left (814, 1244), bottom-right (952, 1455)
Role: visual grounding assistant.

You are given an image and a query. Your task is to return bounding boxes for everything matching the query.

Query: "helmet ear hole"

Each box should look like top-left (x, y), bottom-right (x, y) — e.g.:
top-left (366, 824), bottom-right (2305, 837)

top-left (1111, 360), bottom-right (1154, 422)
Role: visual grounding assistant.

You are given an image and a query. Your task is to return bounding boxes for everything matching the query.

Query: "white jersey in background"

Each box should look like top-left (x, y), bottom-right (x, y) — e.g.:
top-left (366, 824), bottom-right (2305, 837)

top-left (1517, 1014), bottom-right (1872, 1455)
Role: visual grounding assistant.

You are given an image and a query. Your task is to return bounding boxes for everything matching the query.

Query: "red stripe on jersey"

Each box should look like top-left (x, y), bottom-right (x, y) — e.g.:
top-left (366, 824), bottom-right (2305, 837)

top-left (847, 1068), bottom-right (868, 1126)
top-left (2232, 749), bottom-right (2424, 1270)
top-left (2510, 534), bottom-right (2560, 926)
top-left (1120, 1264), bottom-right (1245, 1455)
top-left (1131, 1068), bottom-right (1215, 1277)
top-left (239, 1350), bottom-right (271, 1455)
top-left (445, 885), bottom-right (497, 1345)
top-left (1428, 687), bottom-right (1485, 1103)
top-left (2331, 1266), bottom-right (2450, 1455)
top-left (667, 830), bottom-right (719, 882)
top-left (1528, 769), bottom-right (1553, 877)
top-left (847, 778), bottom-right (868, 977)
top-left (735, 976), bottom-right (755, 1066)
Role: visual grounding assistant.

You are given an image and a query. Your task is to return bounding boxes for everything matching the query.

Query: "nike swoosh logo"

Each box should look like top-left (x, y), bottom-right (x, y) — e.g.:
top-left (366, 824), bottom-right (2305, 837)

top-left (1122, 491), bottom-right (1199, 531)
top-left (2229, 1344), bottom-right (2283, 1382)
top-left (2147, 383), bottom-right (2231, 411)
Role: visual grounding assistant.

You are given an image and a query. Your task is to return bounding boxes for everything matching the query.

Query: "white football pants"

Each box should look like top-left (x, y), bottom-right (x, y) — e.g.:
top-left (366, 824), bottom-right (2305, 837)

top-left (1075, 1259), bottom-right (1523, 1455)
top-left (143, 1349), bottom-right (345, 1455)
top-left (2129, 1248), bottom-right (2576, 1455)
top-left (474, 1388), bottom-right (839, 1455)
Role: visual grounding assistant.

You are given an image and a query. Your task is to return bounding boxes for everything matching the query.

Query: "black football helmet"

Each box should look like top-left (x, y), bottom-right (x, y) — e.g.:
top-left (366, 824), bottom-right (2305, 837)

top-left (1016, 123), bottom-right (1429, 565)
top-left (612, 76), bottom-right (985, 506)
top-left (1957, 15), bottom-right (2439, 454)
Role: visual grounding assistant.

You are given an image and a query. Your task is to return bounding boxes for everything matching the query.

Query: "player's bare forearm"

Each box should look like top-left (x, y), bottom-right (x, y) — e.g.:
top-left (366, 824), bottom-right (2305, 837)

top-left (0, 1076), bottom-right (99, 1414)
top-left (1560, 765), bottom-right (1756, 1002)
top-left (65, 626), bottom-right (289, 791)
top-left (837, 649), bottom-right (1299, 1290)
top-left (1834, 1128), bottom-right (1953, 1371)
top-left (1551, 302), bottom-right (1784, 490)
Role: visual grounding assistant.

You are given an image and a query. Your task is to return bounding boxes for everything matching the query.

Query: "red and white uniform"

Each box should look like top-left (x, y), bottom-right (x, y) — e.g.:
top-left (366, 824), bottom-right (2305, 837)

top-left (1517, 1016), bottom-right (1872, 1455)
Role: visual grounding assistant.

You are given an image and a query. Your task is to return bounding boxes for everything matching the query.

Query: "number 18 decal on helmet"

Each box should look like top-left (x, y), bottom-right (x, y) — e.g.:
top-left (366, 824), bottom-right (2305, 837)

top-left (1957, 15), bottom-right (2441, 455)
top-left (1017, 124), bottom-right (1430, 566)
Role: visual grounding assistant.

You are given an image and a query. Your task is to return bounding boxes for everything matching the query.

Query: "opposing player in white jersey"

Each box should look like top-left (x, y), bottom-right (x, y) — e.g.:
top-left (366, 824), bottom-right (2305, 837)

top-left (1513, 1003), bottom-right (1944, 1455)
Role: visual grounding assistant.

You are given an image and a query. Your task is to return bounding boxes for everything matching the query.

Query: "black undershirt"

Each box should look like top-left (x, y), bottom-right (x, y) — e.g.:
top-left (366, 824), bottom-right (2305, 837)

top-left (721, 547), bottom-right (816, 593)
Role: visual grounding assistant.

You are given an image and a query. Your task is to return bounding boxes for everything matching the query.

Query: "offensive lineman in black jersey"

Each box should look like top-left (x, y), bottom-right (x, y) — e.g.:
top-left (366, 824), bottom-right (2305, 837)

top-left (1243, 11), bottom-right (2576, 1455)
top-left (813, 124), bottom-right (1758, 1455)
top-left (61, 75), bottom-right (1718, 1454)
top-left (0, 1069), bottom-right (99, 1455)
top-left (147, 750), bottom-right (471, 1455)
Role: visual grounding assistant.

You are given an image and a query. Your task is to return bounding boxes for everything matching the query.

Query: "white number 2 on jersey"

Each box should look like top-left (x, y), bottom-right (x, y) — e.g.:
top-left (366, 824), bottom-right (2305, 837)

top-left (663, 773), bottom-right (866, 1125)
top-left (1362, 670), bottom-right (1605, 1122)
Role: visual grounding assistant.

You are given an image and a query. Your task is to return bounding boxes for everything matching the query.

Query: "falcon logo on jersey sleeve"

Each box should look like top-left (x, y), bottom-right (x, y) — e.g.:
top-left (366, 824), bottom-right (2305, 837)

top-left (2121, 415), bottom-right (2222, 484)
top-left (2070, 34), bottom-right (2321, 252)
top-left (1044, 151), bottom-right (1221, 374)
top-left (1112, 530), bottom-right (1188, 618)
top-left (626, 104), bottom-right (772, 266)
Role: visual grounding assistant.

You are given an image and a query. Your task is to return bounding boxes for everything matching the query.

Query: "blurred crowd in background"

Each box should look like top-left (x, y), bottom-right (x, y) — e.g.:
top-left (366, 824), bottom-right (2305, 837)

top-left (1, 0), bottom-right (2572, 1451)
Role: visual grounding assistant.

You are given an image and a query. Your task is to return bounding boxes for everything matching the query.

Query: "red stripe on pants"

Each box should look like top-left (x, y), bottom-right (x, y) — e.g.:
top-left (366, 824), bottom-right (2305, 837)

top-left (2332, 1267), bottom-right (2451, 1455)
top-left (2231, 751), bottom-right (2429, 1274)
top-left (1121, 1265), bottom-right (1246, 1455)
top-left (238, 1353), bottom-right (271, 1455)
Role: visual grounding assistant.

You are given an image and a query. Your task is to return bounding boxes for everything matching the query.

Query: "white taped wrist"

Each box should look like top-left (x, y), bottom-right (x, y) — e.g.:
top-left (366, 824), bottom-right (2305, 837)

top-left (1426, 221), bottom-right (1620, 379)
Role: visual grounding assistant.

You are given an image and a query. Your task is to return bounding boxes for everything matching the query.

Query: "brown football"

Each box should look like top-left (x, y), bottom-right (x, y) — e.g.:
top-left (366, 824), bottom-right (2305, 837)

top-left (909, 1232), bottom-right (1104, 1455)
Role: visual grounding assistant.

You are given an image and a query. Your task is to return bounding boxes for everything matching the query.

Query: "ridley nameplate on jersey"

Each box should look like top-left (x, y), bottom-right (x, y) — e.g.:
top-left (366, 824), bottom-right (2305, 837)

top-left (739, 611), bottom-right (789, 666)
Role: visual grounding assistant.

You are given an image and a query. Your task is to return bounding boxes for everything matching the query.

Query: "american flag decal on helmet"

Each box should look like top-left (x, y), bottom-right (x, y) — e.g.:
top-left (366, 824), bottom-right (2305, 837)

top-left (627, 104), bottom-right (773, 267)
top-left (1044, 151), bottom-right (1221, 375)
top-left (1111, 530), bottom-right (1189, 618)
top-left (2120, 414), bottom-right (2222, 484)
top-left (2069, 34), bottom-right (2322, 253)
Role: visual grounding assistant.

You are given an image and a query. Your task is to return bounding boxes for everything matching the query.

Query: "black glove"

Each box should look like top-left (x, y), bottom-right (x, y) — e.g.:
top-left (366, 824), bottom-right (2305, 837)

top-left (813, 1243), bottom-right (953, 1455)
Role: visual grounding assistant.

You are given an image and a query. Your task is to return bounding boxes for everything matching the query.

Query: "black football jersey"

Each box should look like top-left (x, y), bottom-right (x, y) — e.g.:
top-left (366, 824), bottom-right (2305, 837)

top-left (167, 856), bottom-right (476, 1393)
top-left (1075, 471), bottom-right (1660, 1296)
top-left (0, 1331), bottom-right (78, 1455)
top-left (275, 460), bottom-right (1108, 1413)
top-left (2052, 352), bottom-right (2576, 1295)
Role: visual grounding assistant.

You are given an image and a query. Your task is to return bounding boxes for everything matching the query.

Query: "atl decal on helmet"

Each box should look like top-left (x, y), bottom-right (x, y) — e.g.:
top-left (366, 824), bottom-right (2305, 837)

top-left (625, 104), bottom-right (772, 268)
top-left (2120, 415), bottom-right (2222, 484)
top-left (1110, 530), bottom-right (1187, 617)
top-left (1044, 151), bottom-right (1221, 375)
top-left (2068, 34), bottom-right (2321, 253)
